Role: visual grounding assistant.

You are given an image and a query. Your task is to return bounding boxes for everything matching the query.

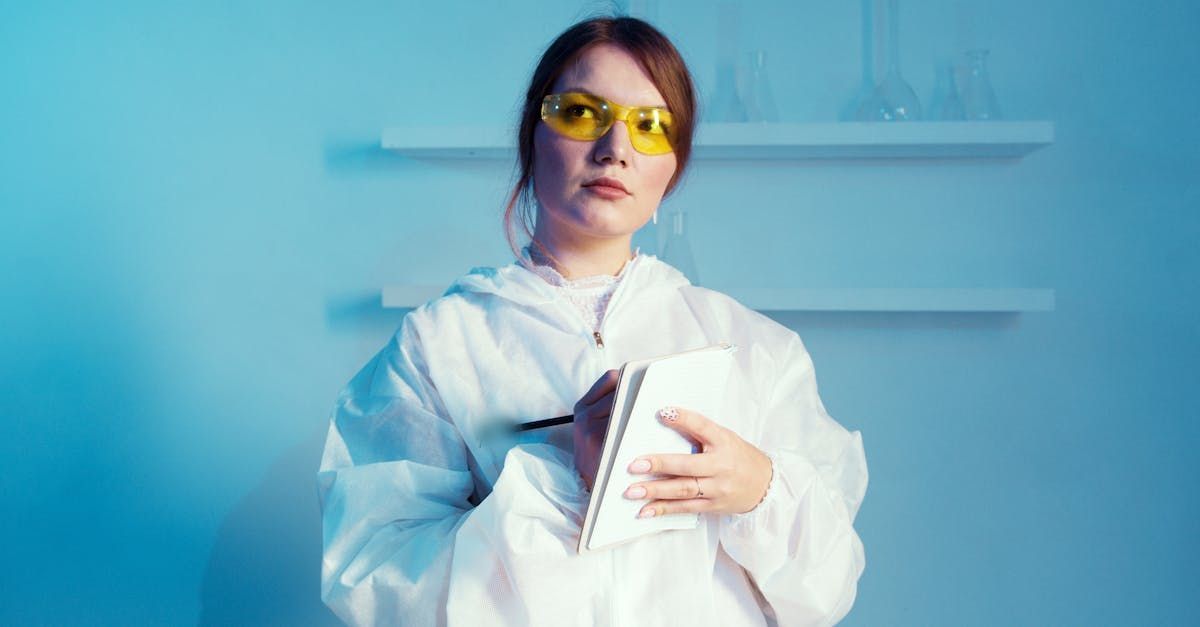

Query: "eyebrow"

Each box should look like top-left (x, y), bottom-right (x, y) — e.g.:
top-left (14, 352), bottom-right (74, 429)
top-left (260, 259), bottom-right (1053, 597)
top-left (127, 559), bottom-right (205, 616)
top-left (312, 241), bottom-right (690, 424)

top-left (558, 86), bottom-right (668, 109)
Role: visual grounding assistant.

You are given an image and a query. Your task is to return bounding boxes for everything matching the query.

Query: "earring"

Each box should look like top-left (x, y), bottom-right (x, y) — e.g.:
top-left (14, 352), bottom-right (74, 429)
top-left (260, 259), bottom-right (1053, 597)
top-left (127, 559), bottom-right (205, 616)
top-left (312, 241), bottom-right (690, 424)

top-left (652, 209), bottom-right (658, 225)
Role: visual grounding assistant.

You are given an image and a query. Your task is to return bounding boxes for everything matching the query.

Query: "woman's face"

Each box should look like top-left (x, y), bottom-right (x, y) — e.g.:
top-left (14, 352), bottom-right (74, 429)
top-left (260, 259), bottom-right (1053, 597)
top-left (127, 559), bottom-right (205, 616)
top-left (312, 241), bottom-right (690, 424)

top-left (532, 43), bottom-right (678, 246)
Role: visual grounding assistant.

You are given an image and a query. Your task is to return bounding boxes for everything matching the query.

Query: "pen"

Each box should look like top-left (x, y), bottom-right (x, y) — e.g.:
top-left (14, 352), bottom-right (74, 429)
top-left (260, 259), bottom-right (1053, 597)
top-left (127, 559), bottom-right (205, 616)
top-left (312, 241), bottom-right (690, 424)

top-left (475, 413), bottom-right (573, 444)
top-left (514, 414), bottom-right (574, 432)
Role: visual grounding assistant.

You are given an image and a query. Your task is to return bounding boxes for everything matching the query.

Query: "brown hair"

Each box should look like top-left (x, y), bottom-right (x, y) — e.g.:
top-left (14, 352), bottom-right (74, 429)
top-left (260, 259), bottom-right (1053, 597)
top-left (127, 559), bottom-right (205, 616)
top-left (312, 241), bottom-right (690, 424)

top-left (503, 16), bottom-right (699, 267)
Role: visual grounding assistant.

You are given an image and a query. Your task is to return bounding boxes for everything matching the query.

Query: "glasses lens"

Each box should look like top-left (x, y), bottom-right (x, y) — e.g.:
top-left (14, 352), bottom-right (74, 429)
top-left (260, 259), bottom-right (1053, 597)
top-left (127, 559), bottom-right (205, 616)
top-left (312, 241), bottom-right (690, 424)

top-left (626, 108), bottom-right (675, 155)
top-left (540, 93), bottom-right (676, 155)
top-left (541, 93), bottom-right (610, 140)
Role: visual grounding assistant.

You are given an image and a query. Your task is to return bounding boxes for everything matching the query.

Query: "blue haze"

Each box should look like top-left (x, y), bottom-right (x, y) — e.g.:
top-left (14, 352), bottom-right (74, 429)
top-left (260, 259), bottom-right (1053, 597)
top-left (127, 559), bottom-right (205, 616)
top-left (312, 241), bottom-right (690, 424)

top-left (0, 1), bottom-right (1196, 624)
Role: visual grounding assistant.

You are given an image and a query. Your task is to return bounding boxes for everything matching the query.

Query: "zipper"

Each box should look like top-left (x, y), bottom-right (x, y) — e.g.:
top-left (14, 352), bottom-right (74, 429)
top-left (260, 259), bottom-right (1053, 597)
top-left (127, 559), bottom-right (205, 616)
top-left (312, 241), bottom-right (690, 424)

top-left (548, 254), bottom-right (640, 351)
top-left (590, 254), bottom-right (639, 350)
top-left (548, 296), bottom-right (600, 351)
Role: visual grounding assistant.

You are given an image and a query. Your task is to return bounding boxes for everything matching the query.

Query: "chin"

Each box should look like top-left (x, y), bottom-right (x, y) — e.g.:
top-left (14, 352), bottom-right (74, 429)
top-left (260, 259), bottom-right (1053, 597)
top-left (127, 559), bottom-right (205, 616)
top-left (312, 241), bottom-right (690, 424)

top-left (579, 208), bottom-right (647, 235)
top-left (539, 195), bottom-right (647, 240)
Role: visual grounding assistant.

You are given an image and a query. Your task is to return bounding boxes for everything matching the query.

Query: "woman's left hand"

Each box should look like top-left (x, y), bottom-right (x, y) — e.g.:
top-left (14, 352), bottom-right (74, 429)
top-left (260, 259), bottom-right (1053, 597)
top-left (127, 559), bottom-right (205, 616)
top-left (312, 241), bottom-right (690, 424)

top-left (624, 406), bottom-right (773, 517)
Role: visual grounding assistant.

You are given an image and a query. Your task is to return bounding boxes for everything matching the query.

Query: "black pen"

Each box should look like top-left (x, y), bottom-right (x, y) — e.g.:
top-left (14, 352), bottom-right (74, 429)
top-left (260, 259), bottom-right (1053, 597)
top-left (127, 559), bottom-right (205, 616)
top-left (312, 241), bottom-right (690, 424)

top-left (514, 414), bottom-right (574, 432)
top-left (475, 413), bottom-right (574, 444)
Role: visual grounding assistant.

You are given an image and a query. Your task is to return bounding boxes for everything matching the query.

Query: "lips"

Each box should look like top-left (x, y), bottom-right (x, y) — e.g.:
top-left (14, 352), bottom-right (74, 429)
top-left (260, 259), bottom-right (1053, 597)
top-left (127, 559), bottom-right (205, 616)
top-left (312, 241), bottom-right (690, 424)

top-left (583, 177), bottom-right (629, 195)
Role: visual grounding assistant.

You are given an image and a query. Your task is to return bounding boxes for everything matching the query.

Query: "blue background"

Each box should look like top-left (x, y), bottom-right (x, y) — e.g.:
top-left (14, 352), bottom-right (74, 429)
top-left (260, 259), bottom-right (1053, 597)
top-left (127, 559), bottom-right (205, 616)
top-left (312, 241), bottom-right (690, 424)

top-left (1, 0), bottom-right (1196, 624)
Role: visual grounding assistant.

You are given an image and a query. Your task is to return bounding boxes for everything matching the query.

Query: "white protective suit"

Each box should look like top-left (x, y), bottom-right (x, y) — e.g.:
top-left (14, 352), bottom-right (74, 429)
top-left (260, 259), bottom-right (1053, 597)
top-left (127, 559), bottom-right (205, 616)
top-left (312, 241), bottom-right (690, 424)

top-left (318, 251), bottom-right (869, 626)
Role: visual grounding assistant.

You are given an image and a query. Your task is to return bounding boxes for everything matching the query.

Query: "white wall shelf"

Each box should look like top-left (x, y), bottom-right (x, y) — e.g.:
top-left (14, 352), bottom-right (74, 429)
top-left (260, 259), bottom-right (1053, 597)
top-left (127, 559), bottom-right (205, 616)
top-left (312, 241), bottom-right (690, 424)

top-left (382, 286), bottom-right (1055, 313)
top-left (381, 121), bottom-right (1054, 160)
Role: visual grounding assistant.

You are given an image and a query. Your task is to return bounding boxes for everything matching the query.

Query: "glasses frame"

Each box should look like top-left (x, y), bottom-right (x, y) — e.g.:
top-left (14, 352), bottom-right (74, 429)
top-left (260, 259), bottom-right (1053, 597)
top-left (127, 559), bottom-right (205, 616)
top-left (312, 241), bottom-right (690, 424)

top-left (539, 92), bottom-right (676, 156)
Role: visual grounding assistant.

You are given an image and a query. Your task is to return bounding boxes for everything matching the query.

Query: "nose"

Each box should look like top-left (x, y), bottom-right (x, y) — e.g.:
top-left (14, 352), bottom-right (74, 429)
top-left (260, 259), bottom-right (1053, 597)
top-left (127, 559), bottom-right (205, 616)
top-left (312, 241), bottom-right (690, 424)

top-left (592, 119), bottom-right (631, 167)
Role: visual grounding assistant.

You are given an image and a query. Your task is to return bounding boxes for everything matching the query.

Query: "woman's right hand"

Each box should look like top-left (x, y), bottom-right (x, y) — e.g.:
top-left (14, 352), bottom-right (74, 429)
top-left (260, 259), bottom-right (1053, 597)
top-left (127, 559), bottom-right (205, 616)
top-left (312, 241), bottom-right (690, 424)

top-left (573, 369), bottom-right (619, 492)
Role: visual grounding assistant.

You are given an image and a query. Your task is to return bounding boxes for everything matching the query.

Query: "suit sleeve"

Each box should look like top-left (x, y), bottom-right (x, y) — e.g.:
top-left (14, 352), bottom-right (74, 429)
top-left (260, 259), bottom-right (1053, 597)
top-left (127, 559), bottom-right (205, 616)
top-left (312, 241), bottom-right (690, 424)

top-left (718, 334), bottom-right (869, 626)
top-left (317, 313), bottom-right (596, 626)
top-left (316, 313), bottom-right (478, 625)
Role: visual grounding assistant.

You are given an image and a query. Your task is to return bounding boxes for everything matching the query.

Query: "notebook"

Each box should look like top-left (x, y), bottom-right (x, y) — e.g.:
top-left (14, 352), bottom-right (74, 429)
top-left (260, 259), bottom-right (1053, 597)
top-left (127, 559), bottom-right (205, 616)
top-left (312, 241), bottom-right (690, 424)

top-left (577, 342), bottom-right (737, 554)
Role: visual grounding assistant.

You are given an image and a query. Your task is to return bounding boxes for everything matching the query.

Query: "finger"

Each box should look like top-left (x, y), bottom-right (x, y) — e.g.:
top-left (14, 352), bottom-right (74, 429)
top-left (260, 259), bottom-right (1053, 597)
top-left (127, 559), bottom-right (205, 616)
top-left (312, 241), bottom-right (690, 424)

top-left (578, 369), bottom-right (620, 406)
top-left (624, 477), bottom-right (706, 501)
top-left (658, 406), bottom-right (724, 446)
top-left (638, 499), bottom-right (709, 518)
top-left (579, 389), bottom-right (616, 422)
top-left (628, 452), bottom-right (716, 477)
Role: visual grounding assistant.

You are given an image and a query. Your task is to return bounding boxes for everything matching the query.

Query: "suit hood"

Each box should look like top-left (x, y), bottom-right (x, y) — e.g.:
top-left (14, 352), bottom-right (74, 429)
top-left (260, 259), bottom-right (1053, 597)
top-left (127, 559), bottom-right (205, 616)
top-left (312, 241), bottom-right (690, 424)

top-left (443, 248), bottom-right (691, 307)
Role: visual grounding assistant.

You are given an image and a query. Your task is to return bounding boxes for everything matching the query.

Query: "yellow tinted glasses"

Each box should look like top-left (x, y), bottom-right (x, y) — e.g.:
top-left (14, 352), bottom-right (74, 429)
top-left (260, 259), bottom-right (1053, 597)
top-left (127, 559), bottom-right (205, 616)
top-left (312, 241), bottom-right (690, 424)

top-left (540, 92), bottom-right (676, 155)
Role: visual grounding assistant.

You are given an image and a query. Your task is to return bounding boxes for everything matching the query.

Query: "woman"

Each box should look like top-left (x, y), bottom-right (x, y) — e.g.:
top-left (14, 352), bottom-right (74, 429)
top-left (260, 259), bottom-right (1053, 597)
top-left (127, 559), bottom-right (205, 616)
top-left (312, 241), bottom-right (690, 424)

top-left (318, 16), bottom-right (868, 626)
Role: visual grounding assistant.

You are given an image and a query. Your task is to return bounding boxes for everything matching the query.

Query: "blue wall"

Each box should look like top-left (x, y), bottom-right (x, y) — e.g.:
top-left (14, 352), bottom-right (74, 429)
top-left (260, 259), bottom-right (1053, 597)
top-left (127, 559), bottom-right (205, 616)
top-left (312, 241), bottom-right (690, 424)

top-left (1, 1), bottom-right (1196, 624)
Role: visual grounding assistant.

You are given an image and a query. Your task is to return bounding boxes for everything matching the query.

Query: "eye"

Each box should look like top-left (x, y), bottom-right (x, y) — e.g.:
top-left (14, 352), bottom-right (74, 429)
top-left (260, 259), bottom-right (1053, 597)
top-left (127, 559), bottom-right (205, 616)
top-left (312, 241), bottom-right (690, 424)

top-left (637, 118), bottom-right (670, 135)
top-left (566, 104), bottom-right (597, 119)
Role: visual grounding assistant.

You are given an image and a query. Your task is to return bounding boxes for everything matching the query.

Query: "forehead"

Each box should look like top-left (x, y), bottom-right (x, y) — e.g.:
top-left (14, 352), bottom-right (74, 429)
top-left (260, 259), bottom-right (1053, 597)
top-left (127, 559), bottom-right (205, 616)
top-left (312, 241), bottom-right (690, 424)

top-left (552, 43), bottom-right (668, 108)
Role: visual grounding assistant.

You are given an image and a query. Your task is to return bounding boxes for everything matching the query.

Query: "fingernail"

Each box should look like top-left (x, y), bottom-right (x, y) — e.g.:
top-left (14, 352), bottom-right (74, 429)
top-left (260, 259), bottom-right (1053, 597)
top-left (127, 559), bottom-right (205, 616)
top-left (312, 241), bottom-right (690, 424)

top-left (659, 407), bottom-right (678, 422)
top-left (624, 485), bottom-right (646, 499)
top-left (638, 508), bottom-right (655, 519)
top-left (628, 458), bottom-right (651, 473)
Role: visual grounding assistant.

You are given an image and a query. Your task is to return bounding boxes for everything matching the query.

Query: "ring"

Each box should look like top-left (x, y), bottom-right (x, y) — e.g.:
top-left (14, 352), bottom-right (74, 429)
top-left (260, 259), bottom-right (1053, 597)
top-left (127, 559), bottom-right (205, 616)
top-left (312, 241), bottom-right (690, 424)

top-left (694, 476), bottom-right (704, 498)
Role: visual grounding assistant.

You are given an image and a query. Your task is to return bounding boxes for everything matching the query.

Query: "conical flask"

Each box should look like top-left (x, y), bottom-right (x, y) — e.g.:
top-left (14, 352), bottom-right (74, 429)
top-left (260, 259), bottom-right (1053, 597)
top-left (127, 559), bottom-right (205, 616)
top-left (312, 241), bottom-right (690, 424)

top-left (741, 50), bottom-right (779, 123)
top-left (930, 61), bottom-right (966, 120)
top-left (961, 49), bottom-right (1002, 120)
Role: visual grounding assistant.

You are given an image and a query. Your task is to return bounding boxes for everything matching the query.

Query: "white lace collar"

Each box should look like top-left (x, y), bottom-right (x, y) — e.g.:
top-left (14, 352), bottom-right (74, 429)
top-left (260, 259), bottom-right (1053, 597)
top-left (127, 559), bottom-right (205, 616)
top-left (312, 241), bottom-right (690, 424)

top-left (522, 246), bottom-right (640, 291)
top-left (520, 246), bottom-right (641, 332)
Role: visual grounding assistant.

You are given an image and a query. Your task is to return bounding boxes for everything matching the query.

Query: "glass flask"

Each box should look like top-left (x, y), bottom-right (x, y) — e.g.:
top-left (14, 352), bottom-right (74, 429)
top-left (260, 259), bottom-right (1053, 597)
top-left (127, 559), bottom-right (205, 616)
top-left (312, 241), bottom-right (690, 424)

top-left (706, 1), bottom-right (747, 122)
top-left (710, 61), bottom-right (748, 122)
top-left (740, 50), bottom-right (779, 123)
top-left (854, 90), bottom-right (891, 122)
top-left (855, 0), bottom-right (921, 121)
top-left (930, 62), bottom-right (966, 121)
top-left (961, 49), bottom-right (1002, 120)
top-left (658, 209), bottom-right (700, 286)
